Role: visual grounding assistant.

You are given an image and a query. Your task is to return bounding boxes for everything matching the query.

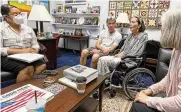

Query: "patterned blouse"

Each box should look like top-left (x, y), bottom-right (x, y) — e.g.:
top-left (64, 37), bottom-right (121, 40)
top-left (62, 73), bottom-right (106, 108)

top-left (0, 21), bottom-right (39, 56)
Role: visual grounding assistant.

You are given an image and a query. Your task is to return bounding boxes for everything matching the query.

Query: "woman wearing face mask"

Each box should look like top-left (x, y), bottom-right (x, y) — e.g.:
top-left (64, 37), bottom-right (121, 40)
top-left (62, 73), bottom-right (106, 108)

top-left (97, 16), bottom-right (148, 75)
top-left (1, 4), bottom-right (46, 82)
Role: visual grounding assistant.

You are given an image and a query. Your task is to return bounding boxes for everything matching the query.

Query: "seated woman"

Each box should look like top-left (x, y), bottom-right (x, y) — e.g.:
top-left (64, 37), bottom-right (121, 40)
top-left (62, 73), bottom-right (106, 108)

top-left (1, 4), bottom-right (46, 82)
top-left (97, 16), bottom-right (147, 75)
top-left (130, 9), bottom-right (181, 112)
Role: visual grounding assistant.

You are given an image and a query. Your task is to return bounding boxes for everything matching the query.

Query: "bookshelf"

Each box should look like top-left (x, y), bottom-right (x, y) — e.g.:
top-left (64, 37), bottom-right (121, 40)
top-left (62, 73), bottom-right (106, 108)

top-left (52, 1), bottom-right (100, 35)
top-left (51, 13), bottom-right (100, 29)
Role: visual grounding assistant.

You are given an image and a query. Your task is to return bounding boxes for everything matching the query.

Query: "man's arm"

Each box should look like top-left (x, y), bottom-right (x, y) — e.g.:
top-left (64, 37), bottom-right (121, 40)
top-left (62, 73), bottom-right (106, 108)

top-left (96, 39), bottom-right (105, 51)
top-left (108, 45), bottom-right (117, 52)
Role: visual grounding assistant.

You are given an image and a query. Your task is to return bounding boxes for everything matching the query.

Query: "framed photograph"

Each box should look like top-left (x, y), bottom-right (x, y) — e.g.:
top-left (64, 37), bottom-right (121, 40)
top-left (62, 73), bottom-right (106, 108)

top-left (74, 29), bottom-right (82, 36)
top-left (57, 4), bottom-right (63, 13)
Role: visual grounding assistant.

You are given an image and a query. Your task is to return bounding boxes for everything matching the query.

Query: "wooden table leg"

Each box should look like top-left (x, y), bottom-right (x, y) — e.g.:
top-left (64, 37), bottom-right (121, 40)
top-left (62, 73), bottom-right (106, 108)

top-left (99, 82), bottom-right (104, 111)
top-left (64, 38), bottom-right (65, 49)
top-left (87, 39), bottom-right (89, 48)
top-left (80, 40), bottom-right (82, 52)
top-left (67, 39), bottom-right (68, 49)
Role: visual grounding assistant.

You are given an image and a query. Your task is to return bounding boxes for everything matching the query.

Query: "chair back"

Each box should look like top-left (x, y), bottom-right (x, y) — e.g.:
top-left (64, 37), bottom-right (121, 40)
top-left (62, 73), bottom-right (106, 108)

top-left (116, 38), bottom-right (126, 50)
top-left (155, 48), bottom-right (172, 82)
top-left (143, 40), bottom-right (160, 66)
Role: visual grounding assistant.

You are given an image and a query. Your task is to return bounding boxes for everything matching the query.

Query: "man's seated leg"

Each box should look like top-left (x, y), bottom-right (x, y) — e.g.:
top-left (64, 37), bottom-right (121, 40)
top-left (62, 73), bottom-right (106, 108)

top-left (91, 53), bottom-right (101, 69)
top-left (80, 49), bottom-right (89, 66)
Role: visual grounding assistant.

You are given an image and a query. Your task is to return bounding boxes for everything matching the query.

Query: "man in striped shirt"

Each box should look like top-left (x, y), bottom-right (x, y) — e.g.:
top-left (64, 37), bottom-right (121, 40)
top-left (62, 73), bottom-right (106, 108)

top-left (1, 4), bottom-right (46, 82)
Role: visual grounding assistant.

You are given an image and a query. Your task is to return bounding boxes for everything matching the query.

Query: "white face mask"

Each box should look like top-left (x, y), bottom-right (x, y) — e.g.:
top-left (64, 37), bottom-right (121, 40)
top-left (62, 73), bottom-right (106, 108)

top-left (13, 14), bottom-right (24, 24)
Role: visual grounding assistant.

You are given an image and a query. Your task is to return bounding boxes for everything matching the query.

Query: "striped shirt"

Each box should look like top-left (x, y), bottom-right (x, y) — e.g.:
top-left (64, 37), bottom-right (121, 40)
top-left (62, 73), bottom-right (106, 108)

top-left (0, 21), bottom-right (39, 56)
top-left (147, 49), bottom-right (181, 112)
top-left (120, 32), bottom-right (148, 58)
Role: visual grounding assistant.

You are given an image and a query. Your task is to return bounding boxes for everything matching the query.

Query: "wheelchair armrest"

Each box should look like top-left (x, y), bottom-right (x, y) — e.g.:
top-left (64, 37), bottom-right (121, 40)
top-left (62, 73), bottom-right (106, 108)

top-left (112, 49), bottom-right (120, 55)
top-left (121, 56), bottom-right (142, 61)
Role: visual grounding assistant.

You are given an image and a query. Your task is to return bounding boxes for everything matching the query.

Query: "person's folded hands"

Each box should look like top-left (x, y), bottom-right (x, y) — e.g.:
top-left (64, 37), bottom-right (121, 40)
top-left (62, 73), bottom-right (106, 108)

top-left (90, 49), bottom-right (101, 54)
top-left (102, 49), bottom-right (110, 55)
top-left (134, 91), bottom-right (150, 104)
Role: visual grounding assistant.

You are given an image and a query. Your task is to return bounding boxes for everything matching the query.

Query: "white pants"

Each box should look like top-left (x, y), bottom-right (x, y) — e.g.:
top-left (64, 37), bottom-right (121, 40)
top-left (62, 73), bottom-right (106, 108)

top-left (97, 56), bottom-right (121, 75)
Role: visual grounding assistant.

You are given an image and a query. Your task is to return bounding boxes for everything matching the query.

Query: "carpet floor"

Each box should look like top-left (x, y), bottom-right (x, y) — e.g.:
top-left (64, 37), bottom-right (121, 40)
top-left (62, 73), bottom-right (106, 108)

top-left (57, 49), bottom-right (91, 68)
top-left (96, 90), bottom-right (133, 112)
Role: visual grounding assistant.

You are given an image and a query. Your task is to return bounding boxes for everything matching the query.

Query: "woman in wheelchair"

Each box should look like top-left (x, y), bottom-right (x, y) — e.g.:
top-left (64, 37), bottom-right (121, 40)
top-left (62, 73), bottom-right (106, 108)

top-left (97, 15), bottom-right (147, 75)
top-left (130, 9), bottom-right (181, 112)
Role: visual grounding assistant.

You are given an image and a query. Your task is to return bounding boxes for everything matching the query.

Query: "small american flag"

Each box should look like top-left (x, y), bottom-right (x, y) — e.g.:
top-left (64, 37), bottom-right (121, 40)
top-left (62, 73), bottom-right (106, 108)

top-left (0, 89), bottom-right (45, 112)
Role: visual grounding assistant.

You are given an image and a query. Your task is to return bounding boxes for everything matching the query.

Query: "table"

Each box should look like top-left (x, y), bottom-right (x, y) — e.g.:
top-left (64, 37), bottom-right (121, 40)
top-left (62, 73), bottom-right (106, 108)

top-left (54, 34), bottom-right (89, 51)
top-left (38, 38), bottom-right (57, 69)
top-left (1, 66), bottom-right (106, 112)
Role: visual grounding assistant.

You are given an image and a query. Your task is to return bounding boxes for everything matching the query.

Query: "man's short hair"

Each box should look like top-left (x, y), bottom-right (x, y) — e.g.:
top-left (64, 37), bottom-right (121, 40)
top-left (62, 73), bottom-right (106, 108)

top-left (106, 17), bottom-right (116, 24)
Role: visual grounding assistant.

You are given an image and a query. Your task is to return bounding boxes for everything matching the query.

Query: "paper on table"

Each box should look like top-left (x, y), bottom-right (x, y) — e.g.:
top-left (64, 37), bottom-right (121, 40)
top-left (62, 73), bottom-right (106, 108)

top-left (8, 53), bottom-right (44, 63)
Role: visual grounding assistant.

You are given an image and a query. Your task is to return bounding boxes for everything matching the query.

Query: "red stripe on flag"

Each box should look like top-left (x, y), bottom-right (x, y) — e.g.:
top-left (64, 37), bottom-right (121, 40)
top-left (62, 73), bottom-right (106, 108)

top-left (1, 90), bottom-right (45, 112)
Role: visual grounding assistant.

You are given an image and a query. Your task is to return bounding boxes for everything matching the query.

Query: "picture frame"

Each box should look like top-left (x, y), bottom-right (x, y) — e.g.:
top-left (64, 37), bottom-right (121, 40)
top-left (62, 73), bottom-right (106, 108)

top-left (56, 4), bottom-right (63, 13)
top-left (74, 29), bottom-right (82, 36)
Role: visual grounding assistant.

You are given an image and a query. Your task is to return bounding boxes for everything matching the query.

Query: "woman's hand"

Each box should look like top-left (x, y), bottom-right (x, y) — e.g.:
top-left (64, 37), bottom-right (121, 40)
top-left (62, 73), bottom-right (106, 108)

top-left (23, 48), bottom-right (37, 53)
top-left (135, 91), bottom-right (150, 104)
top-left (114, 53), bottom-right (122, 58)
top-left (102, 49), bottom-right (110, 55)
top-left (142, 88), bottom-right (153, 96)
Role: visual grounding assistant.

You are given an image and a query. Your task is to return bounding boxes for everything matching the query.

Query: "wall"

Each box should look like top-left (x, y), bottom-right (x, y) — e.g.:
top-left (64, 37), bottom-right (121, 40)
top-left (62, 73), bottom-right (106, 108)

top-left (1, 0), bottom-right (180, 50)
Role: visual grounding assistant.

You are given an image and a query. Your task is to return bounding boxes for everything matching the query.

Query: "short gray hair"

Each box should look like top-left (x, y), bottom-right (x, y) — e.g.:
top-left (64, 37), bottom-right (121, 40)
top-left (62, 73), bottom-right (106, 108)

top-left (106, 17), bottom-right (116, 24)
top-left (160, 9), bottom-right (181, 49)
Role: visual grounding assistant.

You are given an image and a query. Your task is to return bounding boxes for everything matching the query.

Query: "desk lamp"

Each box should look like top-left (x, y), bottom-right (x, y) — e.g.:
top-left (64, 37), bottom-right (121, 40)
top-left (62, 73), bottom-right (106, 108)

top-left (28, 4), bottom-right (53, 40)
top-left (116, 13), bottom-right (130, 35)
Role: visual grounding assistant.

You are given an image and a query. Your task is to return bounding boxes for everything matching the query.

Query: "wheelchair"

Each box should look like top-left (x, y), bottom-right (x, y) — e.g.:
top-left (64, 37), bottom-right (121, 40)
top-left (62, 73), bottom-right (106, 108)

top-left (105, 40), bottom-right (160, 100)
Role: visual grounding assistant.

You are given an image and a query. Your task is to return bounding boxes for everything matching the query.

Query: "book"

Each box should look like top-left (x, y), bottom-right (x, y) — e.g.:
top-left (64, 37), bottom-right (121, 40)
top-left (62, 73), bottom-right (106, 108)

top-left (59, 77), bottom-right (77, 90)
top-left (63, 65), bottom-right (98, 84)
top-left (7, 53), bottom-right (44, 63)
top-left (0, 84), bottom-right (54, 112)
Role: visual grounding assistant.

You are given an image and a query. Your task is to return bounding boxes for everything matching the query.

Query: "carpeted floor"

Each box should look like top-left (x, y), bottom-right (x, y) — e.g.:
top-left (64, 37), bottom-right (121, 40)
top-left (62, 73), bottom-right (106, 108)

top-left (57, 49), bottom-right (91, 68)
top-left (58, 50), bottom-right (132, 112)
top-left (95, 89), bottom-right (132, 112)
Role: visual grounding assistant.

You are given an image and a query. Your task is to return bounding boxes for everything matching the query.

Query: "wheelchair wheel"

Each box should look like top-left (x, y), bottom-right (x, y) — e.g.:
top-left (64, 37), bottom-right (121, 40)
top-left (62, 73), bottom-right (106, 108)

top-left (122, 68), bottom-right (155, 100)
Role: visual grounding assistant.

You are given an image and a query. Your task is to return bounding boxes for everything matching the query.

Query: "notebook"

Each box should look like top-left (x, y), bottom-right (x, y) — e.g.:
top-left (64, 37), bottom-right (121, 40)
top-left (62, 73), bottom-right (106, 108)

top-left (8, 53), bottom-right (44, 63)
